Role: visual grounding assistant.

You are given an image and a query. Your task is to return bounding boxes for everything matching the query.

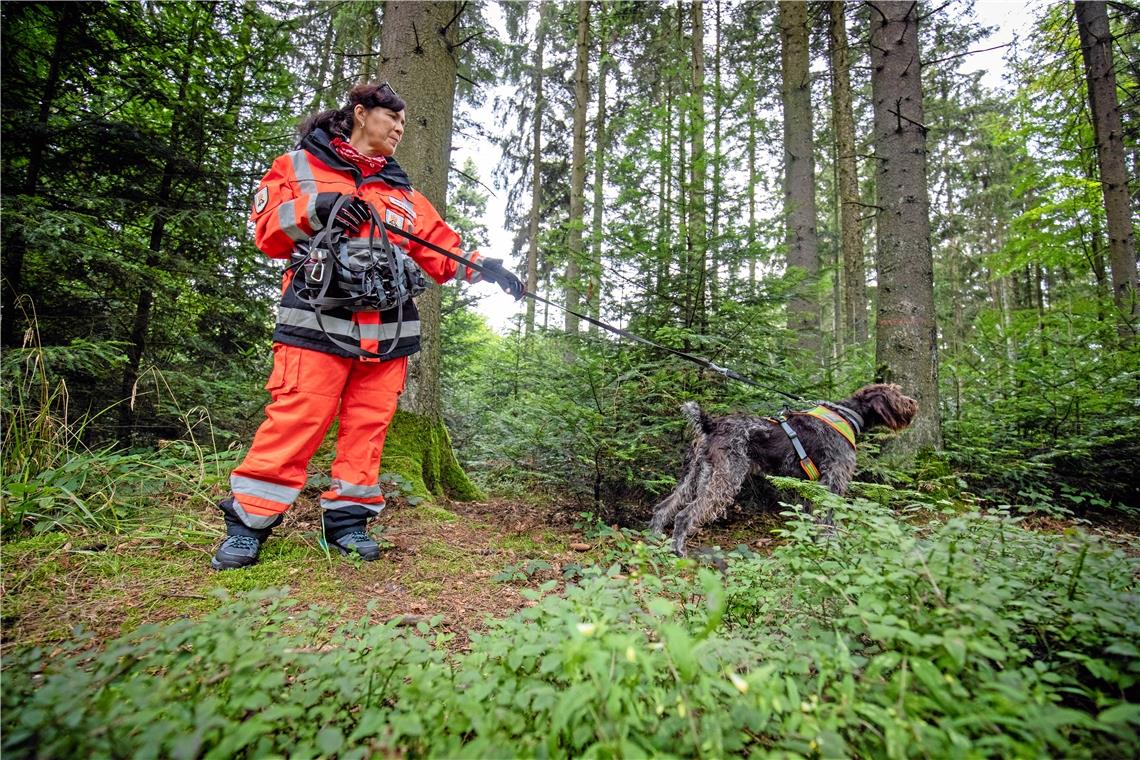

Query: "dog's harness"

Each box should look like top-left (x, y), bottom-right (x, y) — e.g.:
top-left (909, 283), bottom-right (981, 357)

top-left (772, 403), bottom-right (864, 481)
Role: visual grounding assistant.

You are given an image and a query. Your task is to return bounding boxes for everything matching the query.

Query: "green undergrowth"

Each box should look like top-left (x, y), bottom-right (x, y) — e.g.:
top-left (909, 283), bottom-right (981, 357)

top-left (4, 485), bottom-right (1138, 759)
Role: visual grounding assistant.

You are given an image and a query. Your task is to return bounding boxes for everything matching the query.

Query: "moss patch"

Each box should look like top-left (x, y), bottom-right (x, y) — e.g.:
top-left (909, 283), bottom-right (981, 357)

top-left (409, 504), bottom-right (460, 524)
top-left (383, 410), bottom-right (484, 502)
top-left (414, 539), bottom-right (479, 574)
top-left (493, 530), bottom-right (567, 555)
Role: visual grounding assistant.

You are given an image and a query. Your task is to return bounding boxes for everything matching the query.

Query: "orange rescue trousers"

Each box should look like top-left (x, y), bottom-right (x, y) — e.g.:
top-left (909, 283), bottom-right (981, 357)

top-left (228, 343), bottom-right (407, 529)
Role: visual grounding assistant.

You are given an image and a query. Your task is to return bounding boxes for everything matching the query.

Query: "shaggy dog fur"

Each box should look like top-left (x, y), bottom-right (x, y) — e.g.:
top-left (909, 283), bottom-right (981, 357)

top-left (649, 383), bottom-right (918, 555)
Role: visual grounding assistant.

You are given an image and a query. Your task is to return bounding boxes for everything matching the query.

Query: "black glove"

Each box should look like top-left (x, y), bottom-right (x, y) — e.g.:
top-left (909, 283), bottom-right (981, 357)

top-left (480, 258), bottom-right (525, 300)
top-left (314, 192), bottom-right (372, 234)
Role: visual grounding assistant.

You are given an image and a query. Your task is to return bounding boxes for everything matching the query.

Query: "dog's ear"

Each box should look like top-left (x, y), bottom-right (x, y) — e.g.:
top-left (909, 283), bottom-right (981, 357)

top-left (871, 385), bottom-right (918, 430)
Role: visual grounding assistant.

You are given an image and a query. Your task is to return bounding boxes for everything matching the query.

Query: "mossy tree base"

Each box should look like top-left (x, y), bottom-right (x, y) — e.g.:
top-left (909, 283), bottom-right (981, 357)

top-left (382, 409), bottom-right (483, 501)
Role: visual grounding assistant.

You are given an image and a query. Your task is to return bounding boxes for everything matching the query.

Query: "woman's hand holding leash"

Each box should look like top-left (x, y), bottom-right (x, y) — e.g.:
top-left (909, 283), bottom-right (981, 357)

top-left (480, 258), bottom-right (525, 300)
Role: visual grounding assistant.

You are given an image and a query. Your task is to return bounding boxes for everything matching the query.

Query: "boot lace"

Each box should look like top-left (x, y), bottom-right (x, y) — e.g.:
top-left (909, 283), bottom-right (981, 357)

top-left (341, 530), bottom-right (373, 546)
top-left (223, 535), bottom-right (260, 550)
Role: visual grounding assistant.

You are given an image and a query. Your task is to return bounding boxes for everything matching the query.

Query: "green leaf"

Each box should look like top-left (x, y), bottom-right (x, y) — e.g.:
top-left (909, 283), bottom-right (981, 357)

top-left (1098, 703), bottom-right (1140, 726)
top-left (943, 637), bottom-right (967, 671)
top-left (315, 726), bottom-right (344, 756)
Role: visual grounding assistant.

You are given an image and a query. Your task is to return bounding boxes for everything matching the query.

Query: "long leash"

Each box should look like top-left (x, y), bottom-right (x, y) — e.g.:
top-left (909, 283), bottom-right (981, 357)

top-left (381, 221), bottom-right (806, 404)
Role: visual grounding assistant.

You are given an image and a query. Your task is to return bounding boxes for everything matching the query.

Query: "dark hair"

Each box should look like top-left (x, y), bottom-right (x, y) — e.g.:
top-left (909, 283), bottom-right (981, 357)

top-left (297, 82), bottom-right (407, 141)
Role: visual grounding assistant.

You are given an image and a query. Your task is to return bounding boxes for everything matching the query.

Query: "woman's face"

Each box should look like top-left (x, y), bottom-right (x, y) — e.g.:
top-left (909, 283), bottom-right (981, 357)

top-left (351, 104), bottom-right (406, 157)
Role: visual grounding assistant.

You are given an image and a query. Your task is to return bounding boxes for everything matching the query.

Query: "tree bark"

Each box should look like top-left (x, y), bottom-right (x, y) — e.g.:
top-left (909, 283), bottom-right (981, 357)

top-left (747, 74), bottom-right (758, 286)
top-left (119, 3), bottom-right (215, 444)
top-left (1075, 0), bottom-right (1138, 336)
top-left (1, 3), bottom-right (79, 348)
top-left (377, 0), bottom-right (481, 499)
top-left (829, 0), bottom-right (867, 345)
top-left (378, 0), bottom-right (460, 422)
top-left (675, 4), bottom-right (689, 335)
top-left (656, 18), bottom-right (674, 305)
top-left (306, 2), bottom-right (335, 113)
top-left (869, 0), bottom-right (942, 452)
top-left (687, 0), bottom-right (708, 332)
top-left (328, 13), bottom-right (347, 110)
top-left (360, 4), bottom-right (377, 81)
top-left (779, 0), bottom-right (821, 355)
top-left (588, 0), bottom-right (610, 332)
top-left (524, 1), bottom-right (550, 337)
top-left (711, 0), bottom-right (723, 303)
top-left (565, 0), bottom-right (590, 335)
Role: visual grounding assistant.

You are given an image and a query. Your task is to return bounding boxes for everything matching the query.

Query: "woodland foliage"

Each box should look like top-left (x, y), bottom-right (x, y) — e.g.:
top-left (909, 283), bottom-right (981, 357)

top-left (0, 0), bottom-right (1135, 523)
top-left (4, 495), bottom-right (1138, 758)
top-left (0, 0), bottom-right (1135, 545)
top-left (1, 0), bottom-right (1138, 754)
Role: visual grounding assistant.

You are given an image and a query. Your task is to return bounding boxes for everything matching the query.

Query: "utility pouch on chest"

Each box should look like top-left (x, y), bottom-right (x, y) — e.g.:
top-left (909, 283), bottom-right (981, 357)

top-left (289, 195), bottom-right (428, 358)
top-left (295, 236), bottom-right (428, 312)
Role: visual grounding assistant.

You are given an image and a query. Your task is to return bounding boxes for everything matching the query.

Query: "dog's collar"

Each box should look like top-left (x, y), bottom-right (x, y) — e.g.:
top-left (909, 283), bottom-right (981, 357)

top-left (818, 402), bottom-right (864, 436)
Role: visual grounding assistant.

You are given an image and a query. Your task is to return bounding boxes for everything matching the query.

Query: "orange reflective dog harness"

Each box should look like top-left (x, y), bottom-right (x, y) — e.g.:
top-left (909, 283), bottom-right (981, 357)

top-left (775, 404), bottom-right (861, 481)
top-left (800, 405), bottom-right (857, 449)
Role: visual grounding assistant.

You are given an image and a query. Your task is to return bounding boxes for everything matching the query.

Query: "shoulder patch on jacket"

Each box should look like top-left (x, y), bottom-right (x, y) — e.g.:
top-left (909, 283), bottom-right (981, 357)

top-left (253, 186), bottom-right (269, 214)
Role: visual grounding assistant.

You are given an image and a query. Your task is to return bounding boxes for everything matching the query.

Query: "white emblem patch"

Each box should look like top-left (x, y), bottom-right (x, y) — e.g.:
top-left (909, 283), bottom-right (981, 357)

top-left (385, 208), bottom-right (407, 230)
top-left (253, 186), bottom-right (269, 214)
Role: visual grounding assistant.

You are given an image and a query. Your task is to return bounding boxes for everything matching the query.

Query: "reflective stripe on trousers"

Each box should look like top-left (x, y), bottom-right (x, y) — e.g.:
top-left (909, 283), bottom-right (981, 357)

top-left (229, 343), bottom-right (406, 528)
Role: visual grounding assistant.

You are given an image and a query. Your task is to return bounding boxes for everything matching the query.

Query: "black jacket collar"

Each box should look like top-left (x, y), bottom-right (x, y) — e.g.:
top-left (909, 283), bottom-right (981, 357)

top-left (299, 128), bottom-right (413, 190)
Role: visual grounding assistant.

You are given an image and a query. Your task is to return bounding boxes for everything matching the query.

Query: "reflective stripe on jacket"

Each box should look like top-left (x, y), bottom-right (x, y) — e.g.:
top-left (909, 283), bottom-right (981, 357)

top-left (250, 128), bottom-right (487, 360)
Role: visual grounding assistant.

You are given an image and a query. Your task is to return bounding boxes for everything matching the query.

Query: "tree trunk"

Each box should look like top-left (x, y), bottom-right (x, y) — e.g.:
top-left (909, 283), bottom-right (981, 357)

top-left (687, 0), bottom-right (708, 333)
top-left (219, 2), bottom-right (255, 178)
top-left (306, 2), bottom-right (335, 113)
top-left (675, 4), bottom-right (689, 334)
top-left (565, 0), bottom-right (590, 335)
top-left (747, 76), bottom-right (758, 286)
top-left (656, 26), bottom-right (673, 306)
top-left (1, 3), bottom-right (79, 348)
top-left (829, 0), bottom-right (867, 345)
top-left (359, 4), bottom-right (377, 81)
top-left (1075, 0), bottom-right (1138, 336)
top-left (328, 14), bottom-right (347, 110)
top-left (868, 0), bottom-right (942, 452)
top-left (378, 0), bottom-right (481, 500)
top-left (779, 0), bottom-right (821, 356)
top-left (589, 0), bottom-right (610, 333)
top-left (711, 0), bottom-right (723, 303)
top-left (119, 3), bottom-right (214, 445)
top-left (524, 1), bottom-right (550, 337)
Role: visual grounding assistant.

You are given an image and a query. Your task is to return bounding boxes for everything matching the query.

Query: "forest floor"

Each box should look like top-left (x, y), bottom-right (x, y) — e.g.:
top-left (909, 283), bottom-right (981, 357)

top-left (0, 493), bottom-right (791, 655)
top-left (3, 492), bottom-right (1137, 656)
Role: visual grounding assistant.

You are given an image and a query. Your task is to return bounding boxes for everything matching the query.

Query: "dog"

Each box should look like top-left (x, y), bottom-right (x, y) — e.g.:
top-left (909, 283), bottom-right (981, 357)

top-left (649, 383), bottom-right (918, 555)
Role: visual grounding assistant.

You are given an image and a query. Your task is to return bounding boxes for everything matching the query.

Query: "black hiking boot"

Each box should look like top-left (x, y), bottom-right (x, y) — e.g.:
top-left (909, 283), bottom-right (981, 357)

top-left (210, 498), bottom-right (282, 571)
top-left (323, 504), bottom-right (383, 561)
top-left (211, 534), bottom-right (264, 570)
top-left (327, 529), bottom-right (383, 561)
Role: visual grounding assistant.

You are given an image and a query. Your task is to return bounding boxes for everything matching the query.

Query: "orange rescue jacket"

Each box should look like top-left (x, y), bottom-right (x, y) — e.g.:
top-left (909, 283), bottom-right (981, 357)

top-left (250, 127), bottom-right (487, 360)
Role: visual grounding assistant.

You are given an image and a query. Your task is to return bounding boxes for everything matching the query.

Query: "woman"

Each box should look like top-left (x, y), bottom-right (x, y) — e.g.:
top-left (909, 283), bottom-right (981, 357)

top-left (212, 82), bottom-right (523, 570)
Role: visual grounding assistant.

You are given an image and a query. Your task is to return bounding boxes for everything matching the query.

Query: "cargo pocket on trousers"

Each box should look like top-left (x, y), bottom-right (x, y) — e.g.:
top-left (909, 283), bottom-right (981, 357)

top-left (265, 344), bottom-right (300, 396)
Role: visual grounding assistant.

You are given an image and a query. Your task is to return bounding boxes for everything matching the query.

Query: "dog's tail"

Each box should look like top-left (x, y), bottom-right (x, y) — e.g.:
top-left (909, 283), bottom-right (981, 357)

top-left (681, 401), bottom-right (713, 438)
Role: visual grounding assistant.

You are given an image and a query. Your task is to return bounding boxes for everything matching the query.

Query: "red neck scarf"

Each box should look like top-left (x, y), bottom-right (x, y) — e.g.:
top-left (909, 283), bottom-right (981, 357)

top-left (331, 137), bottom-right (388, 176)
